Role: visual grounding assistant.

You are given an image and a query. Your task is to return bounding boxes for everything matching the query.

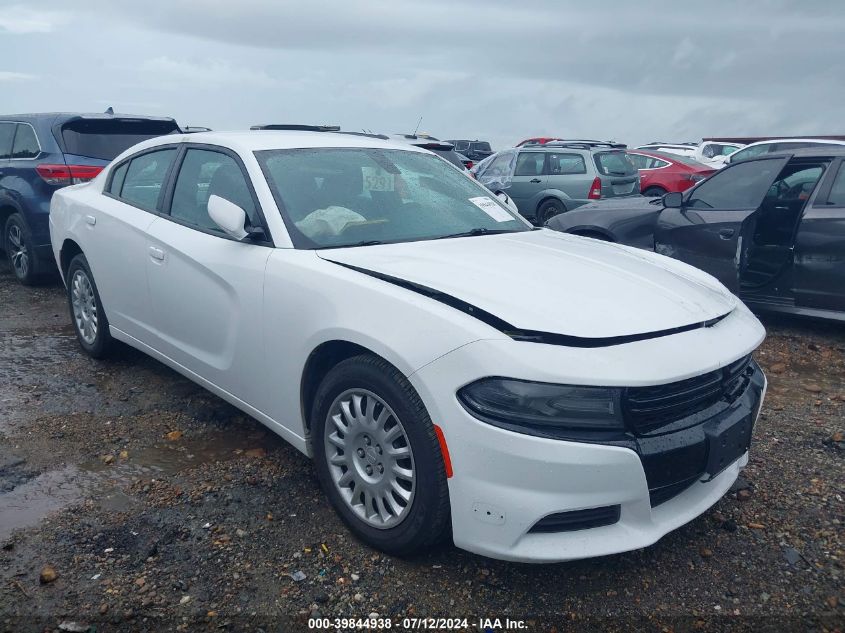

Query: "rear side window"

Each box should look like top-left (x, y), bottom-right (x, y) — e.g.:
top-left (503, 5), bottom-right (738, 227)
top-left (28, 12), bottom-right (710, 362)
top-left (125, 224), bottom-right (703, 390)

top-left (630, 154), bottom-right (670, 169)
top-left (0, 122), bottom-right (14, 159)
top-left (170, 149), bottom-right (259, 232)
top-left (11, 124), bottom-right (39, 159)
top-left (119, 148), bottom-right (177, 211)
top-left (108, 162), bottom-right (129, 195)
top-left (593, 151), bottom-right (636, 176)
top-left (60, 119), bottom-right (179, 161)
top-left (547, 153), bottom-right (586, 175)
top-left (823, 163), bottom-right (845, 206)
top-left (687, 160), bottom-right (783, 209)
top-left (453, 141), bottom-right (469, 152)
top-left (514, 152), bottom-right (545, 176)
top-left (730, 143), bottom-right (771, 162)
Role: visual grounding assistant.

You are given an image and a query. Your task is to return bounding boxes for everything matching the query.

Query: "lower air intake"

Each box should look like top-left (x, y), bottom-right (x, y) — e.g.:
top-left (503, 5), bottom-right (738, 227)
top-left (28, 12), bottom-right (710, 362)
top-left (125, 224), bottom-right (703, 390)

top-left (528, 505), bottom-right (621, 534)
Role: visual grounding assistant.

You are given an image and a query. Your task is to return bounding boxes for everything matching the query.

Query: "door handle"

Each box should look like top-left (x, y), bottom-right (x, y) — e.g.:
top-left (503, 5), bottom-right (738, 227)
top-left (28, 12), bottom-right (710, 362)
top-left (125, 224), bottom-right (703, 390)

top-left (530, 178), bottom-right (542, 183)
top-left (148, 246), bottom-right (165, 261)
top-left (718, 228), bottom-right (735, 239)
top-left (85, 215), bottom-right (96, 226)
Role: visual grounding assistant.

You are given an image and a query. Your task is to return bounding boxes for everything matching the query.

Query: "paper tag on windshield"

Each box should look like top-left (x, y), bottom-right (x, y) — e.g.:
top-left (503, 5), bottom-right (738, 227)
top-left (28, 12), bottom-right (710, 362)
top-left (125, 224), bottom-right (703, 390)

top-left (362, 166), bottom-right (395, 192)
top-left (469, 196), bottom-right (513, 222)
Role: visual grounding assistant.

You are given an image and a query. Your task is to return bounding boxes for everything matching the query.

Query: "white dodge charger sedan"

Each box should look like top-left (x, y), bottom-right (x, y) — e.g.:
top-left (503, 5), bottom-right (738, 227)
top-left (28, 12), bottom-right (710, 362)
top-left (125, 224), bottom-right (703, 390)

top-left (49, 130), bottom-right (766, 563)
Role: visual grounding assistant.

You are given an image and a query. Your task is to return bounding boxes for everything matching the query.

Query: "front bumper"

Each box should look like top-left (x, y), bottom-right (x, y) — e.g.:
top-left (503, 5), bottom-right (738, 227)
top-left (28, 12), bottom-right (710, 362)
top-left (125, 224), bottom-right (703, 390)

top-left (410, 308), bottom-right (766, 563)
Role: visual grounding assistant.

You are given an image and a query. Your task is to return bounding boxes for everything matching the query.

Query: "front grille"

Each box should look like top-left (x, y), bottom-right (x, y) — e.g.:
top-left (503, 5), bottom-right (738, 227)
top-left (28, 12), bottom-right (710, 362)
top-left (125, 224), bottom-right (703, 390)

top-left (528, 505), bottom-right (621, 534)
top-left (624, 355), bottom-right (752, 434)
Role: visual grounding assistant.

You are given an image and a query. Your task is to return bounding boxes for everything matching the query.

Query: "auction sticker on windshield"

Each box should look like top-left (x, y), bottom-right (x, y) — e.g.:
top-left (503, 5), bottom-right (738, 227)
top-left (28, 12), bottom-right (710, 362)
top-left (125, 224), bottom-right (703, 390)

top-left (469, 196), bottom-right (513, 222)
top-left (362, 166), bottom-right (395, 191)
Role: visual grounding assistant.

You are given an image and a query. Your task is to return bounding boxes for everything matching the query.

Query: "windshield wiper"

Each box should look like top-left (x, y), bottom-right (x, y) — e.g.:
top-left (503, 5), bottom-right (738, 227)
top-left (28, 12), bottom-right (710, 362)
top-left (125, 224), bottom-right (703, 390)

top-left (434, 228), bottom-right (518, 240)
top-left (314, 240), bottom-right (384, 250)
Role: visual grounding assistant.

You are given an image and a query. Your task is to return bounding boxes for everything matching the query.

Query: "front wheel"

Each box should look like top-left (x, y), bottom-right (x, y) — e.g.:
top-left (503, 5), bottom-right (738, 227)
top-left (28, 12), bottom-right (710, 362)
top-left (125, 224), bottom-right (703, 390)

top-left (311, 354), bottom-right (451, 556)
top-left (66, 254), bottom-right (113, 358)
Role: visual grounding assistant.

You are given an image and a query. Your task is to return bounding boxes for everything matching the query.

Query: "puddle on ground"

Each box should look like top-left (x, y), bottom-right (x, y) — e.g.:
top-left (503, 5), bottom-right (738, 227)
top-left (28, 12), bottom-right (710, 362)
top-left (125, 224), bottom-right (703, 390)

top-left (0, 429), bottom-right (275, 541)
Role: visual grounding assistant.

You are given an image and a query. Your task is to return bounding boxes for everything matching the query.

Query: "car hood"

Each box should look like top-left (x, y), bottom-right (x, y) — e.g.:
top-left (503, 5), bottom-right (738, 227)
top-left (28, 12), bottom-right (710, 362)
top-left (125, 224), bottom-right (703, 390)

top-left (317, 230), bottom-right (736, 340)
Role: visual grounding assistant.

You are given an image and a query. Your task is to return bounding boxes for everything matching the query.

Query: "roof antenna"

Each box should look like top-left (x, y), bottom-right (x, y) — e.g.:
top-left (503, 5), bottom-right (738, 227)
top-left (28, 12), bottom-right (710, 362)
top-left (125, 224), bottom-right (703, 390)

top-left (104, 106), bottom-right (114, 115)
top-left (412, 116), bottom-right (423, 137)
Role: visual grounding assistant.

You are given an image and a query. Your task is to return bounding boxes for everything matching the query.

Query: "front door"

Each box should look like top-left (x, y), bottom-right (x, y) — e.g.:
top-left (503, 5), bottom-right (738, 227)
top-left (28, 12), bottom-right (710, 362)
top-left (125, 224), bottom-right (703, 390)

top-left (144, 146), bottom-right (273, 404)
top-left (654, 156), bottom-right (789, 291)
top-left (794, 158), bottom-right (845, 312)
top-left (507, 151), bottom-right (546, 211)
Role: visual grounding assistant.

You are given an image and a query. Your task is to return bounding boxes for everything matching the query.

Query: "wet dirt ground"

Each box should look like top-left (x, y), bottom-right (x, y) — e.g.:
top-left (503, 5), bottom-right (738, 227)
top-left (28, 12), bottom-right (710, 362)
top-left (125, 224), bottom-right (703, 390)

top-left (0, 261), bottom-right (843, 633)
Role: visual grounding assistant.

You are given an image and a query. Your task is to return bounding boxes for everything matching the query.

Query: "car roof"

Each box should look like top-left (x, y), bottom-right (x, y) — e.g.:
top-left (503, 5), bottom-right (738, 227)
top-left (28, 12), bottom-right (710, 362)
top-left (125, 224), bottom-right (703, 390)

top-left (778, 146), bottom-right (845, 158)
top-left (118, 130), bottom-right (433, 160)
top-left (0, 112), bottom-right (176, 123)
top-left (740, 138), bottom-right (845, 149)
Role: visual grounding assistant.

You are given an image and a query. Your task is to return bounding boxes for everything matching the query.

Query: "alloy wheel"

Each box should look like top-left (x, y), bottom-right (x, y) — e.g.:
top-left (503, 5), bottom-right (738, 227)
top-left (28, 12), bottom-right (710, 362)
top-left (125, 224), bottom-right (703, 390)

top-left (7, 224), bottom-right (29, 279)
top-left (71, 269), bottom-right (98, 345)
top-left (323, 389), bottom-right (416, 529)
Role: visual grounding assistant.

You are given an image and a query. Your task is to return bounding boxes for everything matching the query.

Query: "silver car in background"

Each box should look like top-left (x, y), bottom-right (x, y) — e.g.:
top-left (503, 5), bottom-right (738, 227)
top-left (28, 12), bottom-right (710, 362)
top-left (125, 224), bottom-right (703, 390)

top-left (474, 141), bottom-right (640, 224)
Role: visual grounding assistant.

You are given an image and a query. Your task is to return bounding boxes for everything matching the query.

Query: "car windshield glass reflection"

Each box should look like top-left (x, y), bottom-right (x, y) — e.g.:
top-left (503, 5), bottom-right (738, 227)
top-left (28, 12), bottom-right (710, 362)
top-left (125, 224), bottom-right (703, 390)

top-left (257, 148), bottom-right (528, 249)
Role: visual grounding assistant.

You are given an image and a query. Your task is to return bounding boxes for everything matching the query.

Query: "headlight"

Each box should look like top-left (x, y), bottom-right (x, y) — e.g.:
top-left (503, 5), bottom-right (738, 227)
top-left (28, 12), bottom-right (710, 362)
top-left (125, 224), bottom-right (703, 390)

top-left (457, 378), bottom-right (624, 433)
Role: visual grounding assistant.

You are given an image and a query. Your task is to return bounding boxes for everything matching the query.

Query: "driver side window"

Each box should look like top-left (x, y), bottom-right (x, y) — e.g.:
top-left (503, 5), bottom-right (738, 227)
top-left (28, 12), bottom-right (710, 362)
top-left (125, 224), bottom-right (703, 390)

top-left (170, 149), bottom-right (259, 233)
top-left (687, 160), bottom-right (784, 209)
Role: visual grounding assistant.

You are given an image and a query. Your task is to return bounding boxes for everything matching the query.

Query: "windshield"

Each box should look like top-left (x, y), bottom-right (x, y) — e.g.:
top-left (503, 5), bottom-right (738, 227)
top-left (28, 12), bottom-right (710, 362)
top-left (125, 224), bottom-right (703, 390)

top-left (470, 142), bottom-right (492, 152)
top-left (593, 151), bottom-right (637, 176)
top-left (257, 148), bottom-right (529, 249)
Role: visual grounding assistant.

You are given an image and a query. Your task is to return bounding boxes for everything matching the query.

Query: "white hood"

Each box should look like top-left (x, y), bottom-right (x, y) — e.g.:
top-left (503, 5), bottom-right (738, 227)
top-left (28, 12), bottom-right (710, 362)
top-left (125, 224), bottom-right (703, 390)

top-left (319, 230), bottom-right (737, 339)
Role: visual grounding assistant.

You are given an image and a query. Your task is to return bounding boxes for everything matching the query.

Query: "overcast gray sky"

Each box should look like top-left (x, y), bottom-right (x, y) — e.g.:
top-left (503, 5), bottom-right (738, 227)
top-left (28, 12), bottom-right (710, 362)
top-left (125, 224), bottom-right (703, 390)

top-left (2, 0), bottom-right (843, 149)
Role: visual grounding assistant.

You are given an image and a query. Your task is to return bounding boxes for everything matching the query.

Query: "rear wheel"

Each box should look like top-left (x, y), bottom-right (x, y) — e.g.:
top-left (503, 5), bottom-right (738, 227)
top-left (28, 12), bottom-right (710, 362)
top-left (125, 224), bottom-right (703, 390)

top-left (537, 198), bottom-right (566, 225)
top-left (4, 213), bottom-right (43, 285)
top-left (311, 354), bottom-right (450, 556)
top-left (643, 186), bottom-right (667, 197)
top-left (66, 253), bottom-right (113, 358)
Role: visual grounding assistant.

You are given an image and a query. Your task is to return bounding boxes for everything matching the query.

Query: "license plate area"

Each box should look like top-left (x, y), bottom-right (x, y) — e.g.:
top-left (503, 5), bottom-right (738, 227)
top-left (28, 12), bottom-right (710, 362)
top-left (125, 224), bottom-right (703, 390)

top-left (612, 182), bottom-right (635, 195)
top-left (703, 413), bottom-right (753, 479)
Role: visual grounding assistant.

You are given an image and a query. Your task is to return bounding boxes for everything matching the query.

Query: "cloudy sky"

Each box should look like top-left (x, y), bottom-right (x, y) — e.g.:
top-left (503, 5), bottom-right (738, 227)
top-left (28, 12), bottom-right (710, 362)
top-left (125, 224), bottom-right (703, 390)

top-left (2, 0), bottom-right (843, 149)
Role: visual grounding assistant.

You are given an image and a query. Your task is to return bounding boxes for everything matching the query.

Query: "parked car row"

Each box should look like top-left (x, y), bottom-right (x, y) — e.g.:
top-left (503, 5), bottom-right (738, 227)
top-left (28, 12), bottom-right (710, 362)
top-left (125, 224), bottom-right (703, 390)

top-left (546, 146), bottom-right (845, 322)
top-left (0, 112), bottom-right (181, 284)
top-left (46, 126), bottom-right (767, 563)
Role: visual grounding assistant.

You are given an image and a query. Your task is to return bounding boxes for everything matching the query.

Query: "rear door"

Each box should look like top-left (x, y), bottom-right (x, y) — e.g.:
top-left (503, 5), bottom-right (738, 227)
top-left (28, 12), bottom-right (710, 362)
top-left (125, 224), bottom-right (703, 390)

top-left (593, 151), bottom-right (639, 197)
top-left (89, 146), bottom-right (178, 341)
top-left (0, 122), bottom-right (16, 208)
top-left (654, 156), bottom-right (789, 291)
top-left (794, 158), bottom-right (845, 311)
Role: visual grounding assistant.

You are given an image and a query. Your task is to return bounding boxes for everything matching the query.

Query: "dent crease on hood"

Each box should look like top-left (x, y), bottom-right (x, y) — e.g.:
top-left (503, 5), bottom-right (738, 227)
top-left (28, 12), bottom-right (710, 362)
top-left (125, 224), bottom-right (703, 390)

top-left (328, 260), bottom-right (732, 348)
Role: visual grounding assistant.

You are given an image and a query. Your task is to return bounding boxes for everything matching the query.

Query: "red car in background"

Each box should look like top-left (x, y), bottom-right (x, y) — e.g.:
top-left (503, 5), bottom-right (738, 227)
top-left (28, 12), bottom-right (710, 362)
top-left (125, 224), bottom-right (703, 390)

top-left (516, 137), bottom-right (564, 146)
top-left (627, 149), bottom-right (715, 196)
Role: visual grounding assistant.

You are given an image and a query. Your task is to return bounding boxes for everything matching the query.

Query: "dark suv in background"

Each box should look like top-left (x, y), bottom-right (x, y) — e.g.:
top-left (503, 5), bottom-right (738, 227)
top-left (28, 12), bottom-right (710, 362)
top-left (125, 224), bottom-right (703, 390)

top-left (447, 139), bottom-right (493, 162)
top-left (0, 112), bottom-right (180, 284)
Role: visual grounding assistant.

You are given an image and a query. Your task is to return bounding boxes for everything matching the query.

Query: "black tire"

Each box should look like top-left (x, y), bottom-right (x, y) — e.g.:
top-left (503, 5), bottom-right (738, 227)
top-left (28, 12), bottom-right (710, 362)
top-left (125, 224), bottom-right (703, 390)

top-left (65, 253), bottom-right (113, 358)
top-left (537, 198), bottom-right (566, 225)
top-left (4, 213), bottom-right (44, 285)
top-left (643, 186), bottom-right (667, 198)
top-left (311, 354), bottom-right (451, 556)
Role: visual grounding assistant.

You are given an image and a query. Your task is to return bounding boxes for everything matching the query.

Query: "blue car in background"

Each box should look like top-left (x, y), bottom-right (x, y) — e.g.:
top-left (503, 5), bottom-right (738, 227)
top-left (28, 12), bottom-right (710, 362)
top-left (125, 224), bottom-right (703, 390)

top-left (0, 113), bottom-right (180, 284)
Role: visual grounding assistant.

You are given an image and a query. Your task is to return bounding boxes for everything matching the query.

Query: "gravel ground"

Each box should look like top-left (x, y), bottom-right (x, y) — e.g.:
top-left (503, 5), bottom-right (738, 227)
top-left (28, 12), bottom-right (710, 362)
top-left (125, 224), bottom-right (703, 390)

top-left (0, 260), bottom-right (842, 633)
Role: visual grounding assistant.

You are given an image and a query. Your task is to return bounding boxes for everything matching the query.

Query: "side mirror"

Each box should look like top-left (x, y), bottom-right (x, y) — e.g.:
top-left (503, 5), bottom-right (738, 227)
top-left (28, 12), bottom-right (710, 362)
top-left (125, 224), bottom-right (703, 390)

top-left (208, 195), bottom-right (248, 240)
top-left (662, 191), bottom-right (683, 208)
top-left (495, 191), bottom-right (519, 213)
